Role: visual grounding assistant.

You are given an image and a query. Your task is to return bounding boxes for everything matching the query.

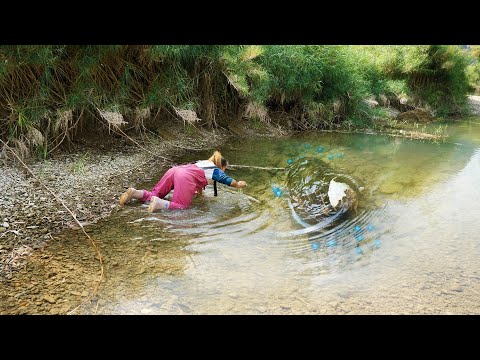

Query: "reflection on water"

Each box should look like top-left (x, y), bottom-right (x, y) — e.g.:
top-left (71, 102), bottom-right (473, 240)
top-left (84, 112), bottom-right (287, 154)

top-left (2, 118), bottom-right (480, 314)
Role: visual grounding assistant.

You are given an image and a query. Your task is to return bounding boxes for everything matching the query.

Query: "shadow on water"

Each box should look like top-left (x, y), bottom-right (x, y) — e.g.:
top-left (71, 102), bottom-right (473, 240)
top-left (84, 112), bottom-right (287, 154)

top-left (3, 118), bottom-right (480, 314)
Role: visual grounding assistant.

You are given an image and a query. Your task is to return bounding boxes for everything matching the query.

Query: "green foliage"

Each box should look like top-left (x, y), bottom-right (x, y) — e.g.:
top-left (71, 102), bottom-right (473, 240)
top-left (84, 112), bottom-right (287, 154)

top-left (351, 45), bottom-right (471, 114)
top-left (0, 45), bottom-right (475, 158)
top-left (466, 63), bottom-right (480, 94)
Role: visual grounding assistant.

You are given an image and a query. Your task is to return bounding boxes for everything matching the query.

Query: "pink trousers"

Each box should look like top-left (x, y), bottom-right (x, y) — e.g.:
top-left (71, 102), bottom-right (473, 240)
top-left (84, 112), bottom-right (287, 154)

top-left (140, 164), bottom-right (208, 210)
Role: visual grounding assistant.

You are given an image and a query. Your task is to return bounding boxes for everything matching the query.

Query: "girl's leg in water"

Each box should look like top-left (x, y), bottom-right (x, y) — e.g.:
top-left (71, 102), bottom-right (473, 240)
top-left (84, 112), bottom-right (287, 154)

top-left (119, 167), bottom-right (176, 205)
top-left (119, 188), bottom-right (145, 205)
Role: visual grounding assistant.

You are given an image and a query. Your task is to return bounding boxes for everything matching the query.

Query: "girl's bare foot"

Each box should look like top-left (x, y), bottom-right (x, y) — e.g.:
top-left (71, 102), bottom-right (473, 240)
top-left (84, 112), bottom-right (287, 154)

top-left (147, 196), bottom-right (170, 212)
top-left (119, 188), bottom-right (135, 205)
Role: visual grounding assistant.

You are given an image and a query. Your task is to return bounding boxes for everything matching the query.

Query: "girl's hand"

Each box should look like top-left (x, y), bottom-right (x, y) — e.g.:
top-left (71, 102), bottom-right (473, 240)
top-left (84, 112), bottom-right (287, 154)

top-left (237, 181), bottom-right (247, 188)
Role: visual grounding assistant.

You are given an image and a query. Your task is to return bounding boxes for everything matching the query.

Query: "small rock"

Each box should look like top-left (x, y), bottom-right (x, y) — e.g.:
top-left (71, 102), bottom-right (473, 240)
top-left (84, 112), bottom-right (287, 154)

top-left (98, 299), bottom-right (107, 306)
top-left (451, 286), bottom-right (463, 293)
top-left (256, 306), bottom-right (267, 313)
top-left (228, 292), bottom-right (238, 299)
top-left (81, 291), bottom-right (89, 297)
top-left (0, 227), bottom-right (6, 233)
top-left (43, 295), bottom-right (56, 304)
top-left (70, 291), bottom-right (82, 296)
top-left (60, 305), bottom-right (71, 313)
top-left (49, 308), bottom-right (61, 315)
top-left (140, 308), bottom-right (153, 314)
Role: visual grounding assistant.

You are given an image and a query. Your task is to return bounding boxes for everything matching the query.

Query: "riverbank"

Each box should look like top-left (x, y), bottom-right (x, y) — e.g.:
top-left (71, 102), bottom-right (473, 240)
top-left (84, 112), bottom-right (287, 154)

top-left (0, 121), bottom-right (238, 281)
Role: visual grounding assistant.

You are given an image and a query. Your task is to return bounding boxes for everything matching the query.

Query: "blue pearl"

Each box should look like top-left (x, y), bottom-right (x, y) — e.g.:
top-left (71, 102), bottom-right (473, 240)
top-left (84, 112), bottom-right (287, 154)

top-left (356, 235), bottom-right (364, 242)
top-left (328, 154), bottom-right (334, 160)
top-left (374, 239), bottom-right (382, 248)
top-left (367, 224), bottom-right (374, 231)
top-left (355, 247), bottom-right (363, 255)
top-left (316, 147), bottom-right (324, 153)
top-left (354, 225), bottom-right (361, 232)
top-left (311, 243), bottom-right (320, 251)
top-left (287, 159), bottom-right (294, 164)
top-left (326, 240), bottom-right (337, 247)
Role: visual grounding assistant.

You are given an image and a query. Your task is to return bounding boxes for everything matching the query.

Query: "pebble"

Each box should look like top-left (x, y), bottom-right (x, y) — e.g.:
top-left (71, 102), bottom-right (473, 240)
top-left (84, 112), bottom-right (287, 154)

top-left (43, 295), bottom-right (56, 304)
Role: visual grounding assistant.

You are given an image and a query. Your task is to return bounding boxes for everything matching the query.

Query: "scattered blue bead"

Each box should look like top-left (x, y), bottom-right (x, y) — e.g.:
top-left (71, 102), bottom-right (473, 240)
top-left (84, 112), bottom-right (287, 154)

top-left (328, 154), bottom-right (334, 160)
top-left (299, 155), bottom-right (305, 159)
top-left (354, 225), bottom-right (361, 232)
top-left (272, 186), bottom-right (283, 197)
top-left (326, 239), bottom-right (337, 247)
top-left (374, 239), bottom-right (382, 248)
top-left (356, 235), bottom-right (364, 242)
top-left (336, 153), bottom-right (343, 158)
top-left (367, 224), bottom-right (374, 231)
top-left (355, 247), bottom-right (363, 255)
top-left (316, 147), bottom-right (324, 153)
top-left (304, 144), bottom-right (312, 149)
top-left (287, 159), bottom-right (294, 164)
top-left (311, 243), bottom-right (320, 251)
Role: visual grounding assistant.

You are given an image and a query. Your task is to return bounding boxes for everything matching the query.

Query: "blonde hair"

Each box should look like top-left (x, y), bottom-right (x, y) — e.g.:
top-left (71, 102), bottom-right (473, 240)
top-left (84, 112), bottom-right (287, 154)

top-left (209, 150), bottom-right (227, 169)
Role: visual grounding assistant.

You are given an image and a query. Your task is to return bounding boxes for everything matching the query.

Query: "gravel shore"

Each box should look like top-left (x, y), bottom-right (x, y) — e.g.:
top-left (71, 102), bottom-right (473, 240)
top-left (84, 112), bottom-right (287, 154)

top-left (0, 126), bottom-right (230, 281)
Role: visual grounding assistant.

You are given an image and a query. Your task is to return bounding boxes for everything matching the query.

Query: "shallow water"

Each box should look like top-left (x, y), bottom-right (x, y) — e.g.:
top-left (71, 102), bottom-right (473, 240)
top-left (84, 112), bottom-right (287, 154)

top-left (2, 119), bottom-right (480, 314)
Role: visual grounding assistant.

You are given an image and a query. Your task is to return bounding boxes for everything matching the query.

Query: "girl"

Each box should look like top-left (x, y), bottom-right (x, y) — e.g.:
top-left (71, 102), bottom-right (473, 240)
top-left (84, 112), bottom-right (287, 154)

top-left (119, 151), bottom-right (247, 212)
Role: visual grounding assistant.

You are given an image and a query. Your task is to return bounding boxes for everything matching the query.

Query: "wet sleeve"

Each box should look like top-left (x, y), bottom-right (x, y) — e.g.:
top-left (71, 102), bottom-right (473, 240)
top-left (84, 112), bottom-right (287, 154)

top-left (212, 168), bottom-right (234, 186)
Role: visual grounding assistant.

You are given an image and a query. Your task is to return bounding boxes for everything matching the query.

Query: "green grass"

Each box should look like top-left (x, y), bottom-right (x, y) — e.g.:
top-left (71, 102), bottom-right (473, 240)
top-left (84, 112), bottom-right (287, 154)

top-left (0, 45), bottom-right (475, 158)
